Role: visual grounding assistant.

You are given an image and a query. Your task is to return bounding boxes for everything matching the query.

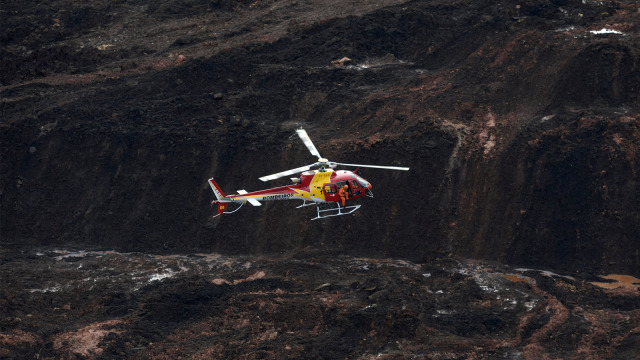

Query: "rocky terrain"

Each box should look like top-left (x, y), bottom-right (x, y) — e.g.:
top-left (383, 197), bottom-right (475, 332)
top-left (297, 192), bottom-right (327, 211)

top-left (1, 247), bottom-right (639, 359)
top-left (1, 0), bottom-right (640, 358)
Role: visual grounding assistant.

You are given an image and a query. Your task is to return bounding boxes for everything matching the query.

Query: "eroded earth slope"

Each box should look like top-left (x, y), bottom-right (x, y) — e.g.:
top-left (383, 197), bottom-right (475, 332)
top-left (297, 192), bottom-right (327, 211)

top-left (2, 0), bottom-right (640, 272)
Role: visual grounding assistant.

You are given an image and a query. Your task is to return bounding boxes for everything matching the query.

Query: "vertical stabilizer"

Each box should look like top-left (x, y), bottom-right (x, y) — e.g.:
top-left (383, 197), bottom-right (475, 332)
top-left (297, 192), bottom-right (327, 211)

top-left (208, 178), bottom-right (227, 200)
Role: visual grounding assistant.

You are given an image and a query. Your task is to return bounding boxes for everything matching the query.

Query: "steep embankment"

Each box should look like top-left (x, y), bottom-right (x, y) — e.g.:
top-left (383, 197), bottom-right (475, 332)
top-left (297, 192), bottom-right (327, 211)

top-left (2, 0), bottom-right (639, 275)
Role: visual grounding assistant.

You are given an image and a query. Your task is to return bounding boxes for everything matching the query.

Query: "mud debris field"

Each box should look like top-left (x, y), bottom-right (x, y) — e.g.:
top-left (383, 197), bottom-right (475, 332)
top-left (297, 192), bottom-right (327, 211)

top-left (1, 247), bottom-right (639, 359)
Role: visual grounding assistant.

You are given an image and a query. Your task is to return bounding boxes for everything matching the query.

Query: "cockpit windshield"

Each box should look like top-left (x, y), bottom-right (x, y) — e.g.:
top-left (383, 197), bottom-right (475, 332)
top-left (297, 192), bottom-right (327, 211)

top-left (355, 175), bottom-right (370, 188)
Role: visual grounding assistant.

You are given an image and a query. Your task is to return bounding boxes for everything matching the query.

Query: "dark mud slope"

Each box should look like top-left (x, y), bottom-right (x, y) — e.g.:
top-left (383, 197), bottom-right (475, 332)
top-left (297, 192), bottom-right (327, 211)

top-left (2, 0), bottom-right (640, 274)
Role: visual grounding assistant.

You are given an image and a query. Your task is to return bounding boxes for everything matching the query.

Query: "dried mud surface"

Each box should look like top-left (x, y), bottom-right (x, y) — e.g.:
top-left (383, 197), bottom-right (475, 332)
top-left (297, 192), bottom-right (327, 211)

top-left (1, 247), bottom-right (638, 359)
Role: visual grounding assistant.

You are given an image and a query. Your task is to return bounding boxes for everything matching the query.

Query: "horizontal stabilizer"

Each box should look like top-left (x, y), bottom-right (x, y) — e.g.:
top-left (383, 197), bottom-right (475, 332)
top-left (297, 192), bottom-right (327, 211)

top-left (246, 198), bottom-right (262, 206)
top-left (237, 190), bottom-right (262, 206)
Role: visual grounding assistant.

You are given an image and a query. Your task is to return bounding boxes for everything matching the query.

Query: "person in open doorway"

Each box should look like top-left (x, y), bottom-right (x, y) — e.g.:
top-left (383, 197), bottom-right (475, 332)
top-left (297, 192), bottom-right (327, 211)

top-left (338, 184), bottom-right (349, 207)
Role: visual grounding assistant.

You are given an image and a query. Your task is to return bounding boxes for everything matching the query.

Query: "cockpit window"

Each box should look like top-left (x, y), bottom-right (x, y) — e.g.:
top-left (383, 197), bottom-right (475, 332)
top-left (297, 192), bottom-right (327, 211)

top-left (355, 176), bottom-right (370, 188)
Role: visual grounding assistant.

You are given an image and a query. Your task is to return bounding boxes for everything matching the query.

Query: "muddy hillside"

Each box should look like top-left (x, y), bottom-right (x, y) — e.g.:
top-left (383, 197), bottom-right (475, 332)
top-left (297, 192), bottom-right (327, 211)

top-left (2, 0), bottom-right (640, 275)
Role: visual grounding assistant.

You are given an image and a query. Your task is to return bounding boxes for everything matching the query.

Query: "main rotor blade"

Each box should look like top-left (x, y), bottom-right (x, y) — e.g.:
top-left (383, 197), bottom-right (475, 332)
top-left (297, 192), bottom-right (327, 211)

top-left (296, 129), bottom-right (322, 159)
top-left (333, 162), bottom-right (410, 171)
top-left (259, 164), bottom-right (315, 182)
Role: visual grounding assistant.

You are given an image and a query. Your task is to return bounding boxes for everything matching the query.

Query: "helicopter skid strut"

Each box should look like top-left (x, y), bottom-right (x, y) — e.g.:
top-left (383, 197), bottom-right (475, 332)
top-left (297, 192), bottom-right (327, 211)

top-left (311, 203), bottom-right (361, 220)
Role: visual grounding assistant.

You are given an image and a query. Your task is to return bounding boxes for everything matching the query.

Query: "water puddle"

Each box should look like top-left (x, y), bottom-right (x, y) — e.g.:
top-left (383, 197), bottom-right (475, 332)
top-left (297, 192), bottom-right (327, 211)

top-left (590, 274), bottom-right (640, 290)
top-left (515, 268), bottom-right (576, 281)
top-left (589, 28), bottom-right (625, 36)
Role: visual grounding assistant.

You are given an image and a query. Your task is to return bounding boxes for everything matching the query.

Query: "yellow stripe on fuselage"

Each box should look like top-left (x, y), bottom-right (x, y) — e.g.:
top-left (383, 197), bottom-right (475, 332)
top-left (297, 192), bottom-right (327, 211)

top-left (309, 170), bottom-right (332, 200)
top-left (291, 188), bottom-right (312, 200)
top-left (233, 192), bottom-right (309, 202)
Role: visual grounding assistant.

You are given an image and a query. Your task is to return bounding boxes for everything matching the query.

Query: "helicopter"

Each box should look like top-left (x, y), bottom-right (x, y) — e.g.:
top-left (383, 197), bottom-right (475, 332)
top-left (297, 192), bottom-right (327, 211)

top-left (208, 129), bottom-right (409, 220)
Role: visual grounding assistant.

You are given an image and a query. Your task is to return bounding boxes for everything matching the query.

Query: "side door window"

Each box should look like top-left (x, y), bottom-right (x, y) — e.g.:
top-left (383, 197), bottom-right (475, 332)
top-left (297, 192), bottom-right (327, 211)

top-left (324, 184), bottom-right (338, 201)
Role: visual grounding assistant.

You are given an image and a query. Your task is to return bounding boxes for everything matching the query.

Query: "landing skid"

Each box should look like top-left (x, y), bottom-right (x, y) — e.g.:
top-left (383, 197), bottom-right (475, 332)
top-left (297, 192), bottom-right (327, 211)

top-left (311, 203), bottom-right (361, 220)
top-left (214, 200), bottom-right (360, 220)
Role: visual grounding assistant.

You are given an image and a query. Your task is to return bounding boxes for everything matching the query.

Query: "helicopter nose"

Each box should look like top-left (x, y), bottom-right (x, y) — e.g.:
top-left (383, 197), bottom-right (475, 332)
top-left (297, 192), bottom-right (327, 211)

top-left (365, 187), bottom-right (374, 198)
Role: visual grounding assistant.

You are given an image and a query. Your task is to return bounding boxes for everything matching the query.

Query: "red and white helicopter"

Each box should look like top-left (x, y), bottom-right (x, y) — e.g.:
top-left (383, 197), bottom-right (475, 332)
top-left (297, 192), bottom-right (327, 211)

top-left (208, 129), bottom-right (409, 220)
